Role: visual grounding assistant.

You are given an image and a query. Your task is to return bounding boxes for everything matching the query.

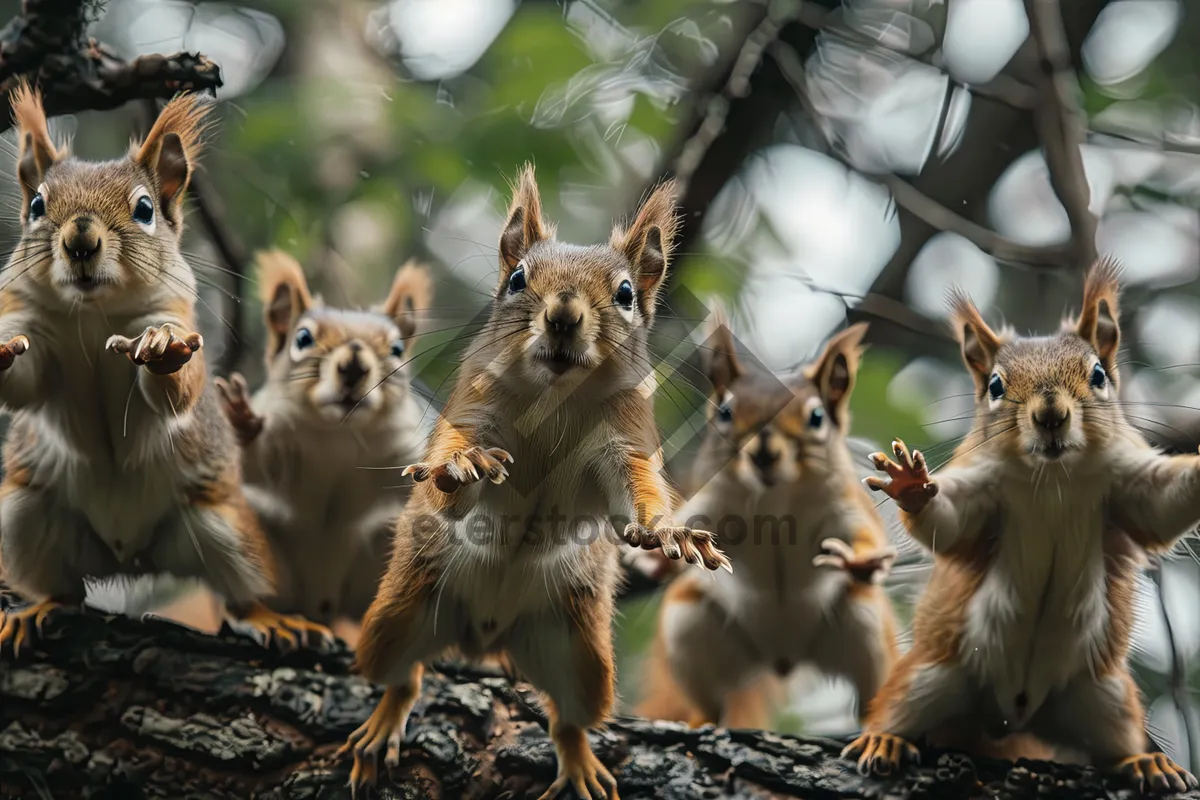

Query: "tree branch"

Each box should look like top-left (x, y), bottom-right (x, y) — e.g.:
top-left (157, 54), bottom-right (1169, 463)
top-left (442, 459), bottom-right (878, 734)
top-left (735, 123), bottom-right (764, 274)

top-left (1024, 0), bottom-right (1099, 267)
top-left (3, 598), bottom-right (1194, 799)
top-left (0, 0), bottom-right (223, 134)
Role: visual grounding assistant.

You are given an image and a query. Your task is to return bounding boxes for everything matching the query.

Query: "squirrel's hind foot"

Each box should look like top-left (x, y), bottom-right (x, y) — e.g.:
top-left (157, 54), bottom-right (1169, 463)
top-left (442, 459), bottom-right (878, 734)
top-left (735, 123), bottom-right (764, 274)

top-left (338, 685), bottom-right (417, 798)
top-left (0, 598), bottom-right (68, 658)
top-left (538, 724), bottom-right (619, 800)
top-left (841, 732), bottom-right (920, 777)
top-left (227, 602), bottom-right (335, 651)
top-left (1116, 753), bottom-right (1198, 795)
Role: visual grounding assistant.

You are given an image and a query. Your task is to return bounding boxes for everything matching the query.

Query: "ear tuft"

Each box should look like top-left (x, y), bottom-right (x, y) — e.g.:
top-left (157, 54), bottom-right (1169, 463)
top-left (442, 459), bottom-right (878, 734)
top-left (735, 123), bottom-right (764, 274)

top-left (498, 162), bottom-right (553, 281)
top-left (10, 78), bottom-right (62, 213)
top-left (256, 249), bottom-right (312, 361)
top-left (1076, 255), bottom-right (1122, 376)
top-left (381, 259), bottom-right (434, 340)
top-left (947, 287), bottom-right (1003, 396)
top-left (703, 298), bottom-right (742, 397)
top-left (809, 322), bottom-right (869, 427)
top-left (134, 93), bottom-right (216, 225)
top-left (611, 178), bottom-right (680, 312)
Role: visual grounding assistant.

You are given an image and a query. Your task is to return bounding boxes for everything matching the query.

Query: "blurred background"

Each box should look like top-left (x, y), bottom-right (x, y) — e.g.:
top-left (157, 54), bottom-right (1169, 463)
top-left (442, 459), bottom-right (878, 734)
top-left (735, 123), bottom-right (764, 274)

top-left (1, 0), bottom-right (1198, 773)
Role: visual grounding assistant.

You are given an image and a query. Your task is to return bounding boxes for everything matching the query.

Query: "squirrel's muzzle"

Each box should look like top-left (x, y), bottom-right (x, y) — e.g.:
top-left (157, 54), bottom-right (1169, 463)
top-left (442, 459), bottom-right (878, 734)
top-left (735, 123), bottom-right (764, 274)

top-left (544, 293), bottom-right (585, 341)
top-left (337, 341), bottom-right (370, 388)
top-left (61, 216), bottom-right (103, 263)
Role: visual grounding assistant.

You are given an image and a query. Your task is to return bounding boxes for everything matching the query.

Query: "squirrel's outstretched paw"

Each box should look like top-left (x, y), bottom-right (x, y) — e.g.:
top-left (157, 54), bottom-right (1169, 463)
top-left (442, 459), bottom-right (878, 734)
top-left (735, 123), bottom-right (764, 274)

top-left (107, 324), bottom-right (202, 375)
top-left (864, 438), bottom-right (938, 514)
top-left (842, 732), bottom-right (920, 777)
top-left (622, 523), bottom-right (732, 573)
top-left (402, 446), bottom-right (513, 493)
top-left (215, 373), bottom-right (264, 445)
top-left (0, 598), bottom-right (66, 659)
top-left (0, 334), bottom-right (30, 371)
top-left (813, 539), bottom-right (897, 585)
top-left (1116, 753), bottom-right (1198, 795)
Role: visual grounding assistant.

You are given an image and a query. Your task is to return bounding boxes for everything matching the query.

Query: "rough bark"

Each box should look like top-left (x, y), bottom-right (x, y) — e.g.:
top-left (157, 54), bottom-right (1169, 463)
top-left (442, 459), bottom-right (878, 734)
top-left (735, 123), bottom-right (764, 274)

top-left (2, 596), bottom-right (1195, 800)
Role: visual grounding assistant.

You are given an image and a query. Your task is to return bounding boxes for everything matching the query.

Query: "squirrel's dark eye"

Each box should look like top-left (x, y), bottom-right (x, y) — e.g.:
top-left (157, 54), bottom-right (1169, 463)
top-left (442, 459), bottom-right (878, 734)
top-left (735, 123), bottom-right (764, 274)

top-left (808, 406), bottom-right (825, 428)
top-left (988, 372), bottom-right (1005, 401)
top-left (391, 340), bottom-right (405, 359)
top-left (717, 399), bottom-right (733, 423)
top-left (508, 266), bottom-right (527, 294)
top-left (615, 279), bottom-right (634, 308)
top-left (28, 192), bottom-right (45, 221)
top-left (1090, 363), bottom-right (1107, 390)
top-left (133, 196), bottom-right (154, 225)
top-left (294, 327), bottom-right (315, 350)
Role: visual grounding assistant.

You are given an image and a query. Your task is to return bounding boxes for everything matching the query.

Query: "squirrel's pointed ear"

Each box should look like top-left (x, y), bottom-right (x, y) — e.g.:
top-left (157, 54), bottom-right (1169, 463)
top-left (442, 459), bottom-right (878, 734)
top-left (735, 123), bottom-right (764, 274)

top-left (498, 163), bottom-right (551, 283)
top-left (10, 79), bottom-right (62, 215)
top-left (1075, 256), bottom-right (1122, 378)
top-left (612, 179), bottom-right (680, 313)
top-left (256, 250), bottom-right (312, 360)
top-left (704, 301), bottom-right (742, 398)
top-left (134, 93), bottom-right (214, 228)
top-left (809, 322), bottom-right (868, 428)
top-left (380, 259), bottom-right (434, 341)
top-left (948, 289), bottom-right (1002, 396)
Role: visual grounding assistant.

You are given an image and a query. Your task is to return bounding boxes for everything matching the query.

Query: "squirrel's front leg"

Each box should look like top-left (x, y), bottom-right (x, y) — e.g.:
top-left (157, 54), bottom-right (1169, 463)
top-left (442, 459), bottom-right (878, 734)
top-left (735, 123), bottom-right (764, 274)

top-left (620, 451), bottom-right (731, 573)
top-left (1111, 447), bottom-right (1200, 552)
top-left (0, 324), bottom-right (40, 410)
top-left (106, 322), bottom-right (205, 415)
top-left (865, 438), bottom-right (996, 557)
top-left (401, 417), bottom-right (512, 494)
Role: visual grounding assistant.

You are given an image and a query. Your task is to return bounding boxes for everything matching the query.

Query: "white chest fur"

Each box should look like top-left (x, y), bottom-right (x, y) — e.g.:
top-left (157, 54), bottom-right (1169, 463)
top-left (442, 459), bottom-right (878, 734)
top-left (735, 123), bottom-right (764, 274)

top-left (438, 411), bottom-right (622, 650)
top-left (960, 468), bottom-right (1111, 726)
top-left (23, 310), bottom-right (192, 560)
top-left (677, 474), bottom-right (857, 664)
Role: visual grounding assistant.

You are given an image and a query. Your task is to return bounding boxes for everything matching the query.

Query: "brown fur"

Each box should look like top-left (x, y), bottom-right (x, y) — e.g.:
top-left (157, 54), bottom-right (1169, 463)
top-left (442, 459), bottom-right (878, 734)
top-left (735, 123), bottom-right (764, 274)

top-left (640, 320), bottom-right (896, 733)
top-left (852, 258), bottom-right (1200, 786)
top-left (347, 165), bottom-right (721, 798)
top-left (0, 85), bottom-right (300, 650)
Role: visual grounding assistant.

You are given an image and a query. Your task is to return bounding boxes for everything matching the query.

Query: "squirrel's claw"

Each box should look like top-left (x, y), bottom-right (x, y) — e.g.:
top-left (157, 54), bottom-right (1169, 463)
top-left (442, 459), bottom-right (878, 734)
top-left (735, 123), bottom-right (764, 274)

top-left (622, 524), bottom-right (731, 573)
top-left (215, 373), bottom-right (264, 445)
top-left (0, 599), bottom-right (65, 658)
top-left (866, 439), bottom-right (938, 514)
top-left (1116, 753), bottom-right (1198, 795)
top-left (842, 732), bottom-right (920, 777)
top-left (813, 539), bottom-right (897, 584)
top-left (0, 334), bottom-right (30, 371)
top-left (403, 447), bottom-right (513, 493)
top-left (108, 324), bottom-right (202, 375)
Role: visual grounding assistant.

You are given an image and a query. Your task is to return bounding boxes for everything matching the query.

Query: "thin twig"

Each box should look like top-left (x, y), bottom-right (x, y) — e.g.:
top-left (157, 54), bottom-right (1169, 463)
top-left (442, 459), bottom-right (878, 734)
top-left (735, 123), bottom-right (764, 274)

top-left (672, 4), bottom-right (793, 197)
top-left (1024, 0), bottom-right (1098, 267)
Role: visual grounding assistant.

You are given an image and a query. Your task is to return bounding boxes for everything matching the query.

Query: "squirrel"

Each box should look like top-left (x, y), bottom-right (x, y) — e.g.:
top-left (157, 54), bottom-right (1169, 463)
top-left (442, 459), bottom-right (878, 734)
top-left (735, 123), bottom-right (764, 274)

top-left (338, 164), bottom-right (731, 799)
top-left (209, 249), bottom-right (432, 635)
top-left (845, 257), bottom-right (1200, 795)
top-left (636, 315), bottom-right (899, 730)
top-left (0, 81), bottom-right (326, 654)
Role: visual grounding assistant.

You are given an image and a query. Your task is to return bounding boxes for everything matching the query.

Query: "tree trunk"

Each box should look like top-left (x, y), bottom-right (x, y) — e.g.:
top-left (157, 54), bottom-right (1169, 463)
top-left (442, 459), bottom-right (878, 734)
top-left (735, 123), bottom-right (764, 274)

top-left (2, 595), bottom-right (1193, 799)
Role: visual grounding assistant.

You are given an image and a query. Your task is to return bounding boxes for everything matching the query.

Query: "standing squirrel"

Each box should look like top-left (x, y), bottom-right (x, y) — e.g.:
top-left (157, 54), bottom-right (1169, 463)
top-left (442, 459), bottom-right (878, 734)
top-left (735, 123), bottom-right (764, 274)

top-left (211, 249), bottom-right (432, 634)
top-left (0, 82), bottom-right (324, 653)
top-left (637, 316), bottom-right (898, 730)
top-left (847, 258), bottom-right (1200, 795)
top-left (340, 165), bottom-right (730, 799)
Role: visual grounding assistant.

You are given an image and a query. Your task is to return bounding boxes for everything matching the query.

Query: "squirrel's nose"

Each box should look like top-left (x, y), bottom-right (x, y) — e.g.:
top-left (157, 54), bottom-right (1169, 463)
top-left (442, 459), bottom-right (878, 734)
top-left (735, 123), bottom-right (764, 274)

top-left (63, 217), bottom-right (102, 262)
top-left (338, 343), bottom-right (368, 386)
top-left (545, 299), bottom-right (583, 338)
top-left (750, 431), bottom-right (779, 470)
top-left (1033, 406), bottom-right (1069, 431)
